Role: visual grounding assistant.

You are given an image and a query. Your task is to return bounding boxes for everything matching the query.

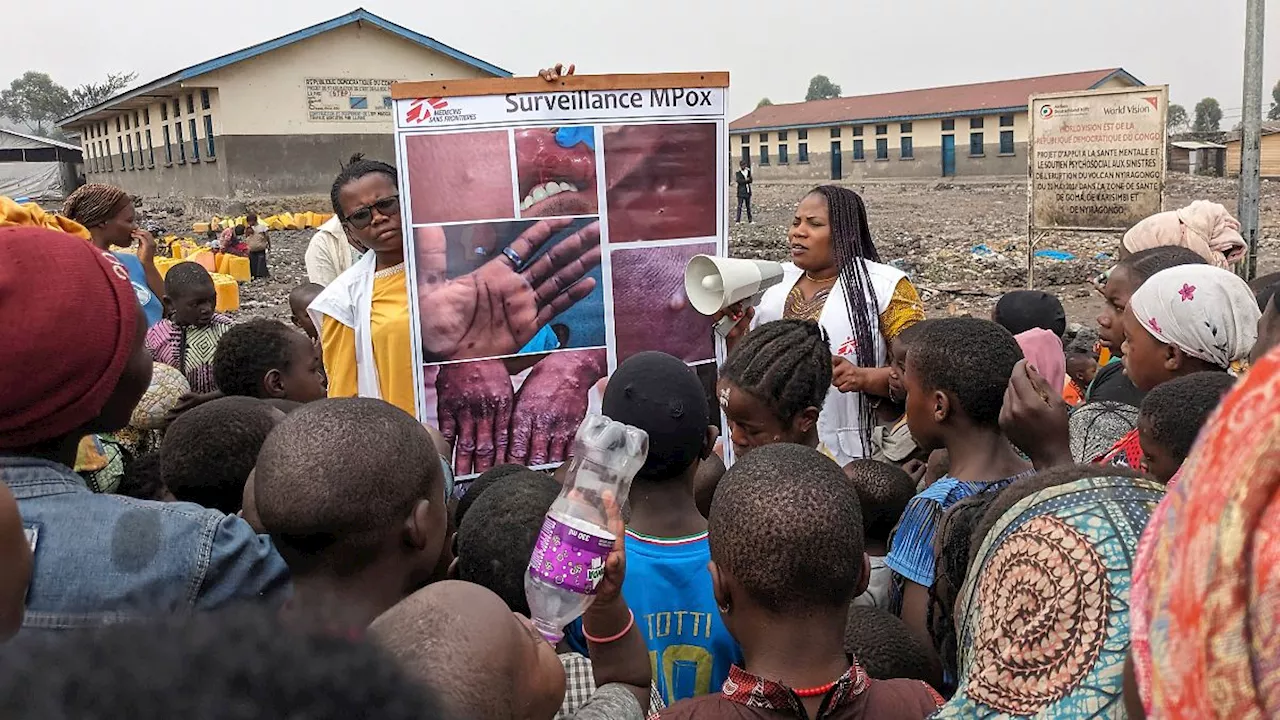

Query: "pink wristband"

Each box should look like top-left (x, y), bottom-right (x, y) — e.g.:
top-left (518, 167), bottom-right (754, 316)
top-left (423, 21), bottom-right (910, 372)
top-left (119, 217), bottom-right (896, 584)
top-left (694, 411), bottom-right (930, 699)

top-left (582, 609), bottom-right (635, 644)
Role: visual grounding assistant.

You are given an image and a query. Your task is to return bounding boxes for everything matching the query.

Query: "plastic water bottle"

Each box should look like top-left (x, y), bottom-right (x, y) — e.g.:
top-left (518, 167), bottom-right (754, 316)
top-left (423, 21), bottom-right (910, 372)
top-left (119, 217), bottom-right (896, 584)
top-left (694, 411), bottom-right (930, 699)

top-left (526, 413), bottom-right (648, 643)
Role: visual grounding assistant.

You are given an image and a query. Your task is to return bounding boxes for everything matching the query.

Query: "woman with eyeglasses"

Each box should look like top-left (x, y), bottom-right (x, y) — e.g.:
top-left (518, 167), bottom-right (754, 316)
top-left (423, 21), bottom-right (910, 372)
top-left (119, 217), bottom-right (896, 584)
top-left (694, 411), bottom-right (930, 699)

top-left (309, 154), bottom-right (419, 415)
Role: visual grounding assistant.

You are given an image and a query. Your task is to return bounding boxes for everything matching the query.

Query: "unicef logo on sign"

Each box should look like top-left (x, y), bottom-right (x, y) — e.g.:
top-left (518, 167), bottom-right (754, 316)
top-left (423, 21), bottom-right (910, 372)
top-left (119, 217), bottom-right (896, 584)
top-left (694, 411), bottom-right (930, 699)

top-left (1040, 105), bottom-right (1055, 119)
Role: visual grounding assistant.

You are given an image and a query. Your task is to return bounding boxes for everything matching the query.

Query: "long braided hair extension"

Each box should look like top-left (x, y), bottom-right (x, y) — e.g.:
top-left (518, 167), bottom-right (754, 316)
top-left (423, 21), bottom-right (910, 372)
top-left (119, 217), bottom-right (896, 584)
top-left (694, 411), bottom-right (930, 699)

top-left (810, 185), bottom-right (882, 450)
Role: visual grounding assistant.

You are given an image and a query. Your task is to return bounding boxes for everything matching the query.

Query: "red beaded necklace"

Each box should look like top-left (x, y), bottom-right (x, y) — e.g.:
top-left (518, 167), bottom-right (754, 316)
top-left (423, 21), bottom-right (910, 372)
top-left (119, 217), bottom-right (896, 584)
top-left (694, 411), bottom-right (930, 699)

top-left (792, 680), bottom-right (839, 698)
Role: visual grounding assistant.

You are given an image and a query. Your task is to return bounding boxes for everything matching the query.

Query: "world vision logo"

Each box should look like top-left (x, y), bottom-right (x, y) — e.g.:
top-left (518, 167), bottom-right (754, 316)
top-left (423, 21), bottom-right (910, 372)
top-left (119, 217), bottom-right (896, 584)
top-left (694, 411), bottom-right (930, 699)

top-left (405, 98), bottom-right (448, 124)
top-left (1102, 96), bottom-right (1159, 116)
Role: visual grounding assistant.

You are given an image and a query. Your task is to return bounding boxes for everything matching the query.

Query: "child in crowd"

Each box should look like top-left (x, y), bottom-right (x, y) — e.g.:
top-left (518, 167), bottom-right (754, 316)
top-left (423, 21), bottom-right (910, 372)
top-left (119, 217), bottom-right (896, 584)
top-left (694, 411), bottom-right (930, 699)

top-left (244, 213), bottom-right (270, 279)
top-left (221, 224), bottom-right (249, 257)
top-left (0, 610), bottom-right (444, 719)
top-left (843, 606), bottom-right (942, 691)
top-left (289, 282), bottom-right (325, 344)
top-left (660, 443), bottom-right (942, 719)
top-left (144, 262), bottom-right (233, 394)
top-left (0, 227), bottom-right (287, 636)
top-left (1137, 372), bottom-right (1237, 483)
top-left (602, 351), bottom-right (741, 704)
top-left (693, 451), bottom-right (726, 520)
top-left (161, 396), bottom-right (282, 514)
top-left (889, 318), bottom-right (1031, 644)
top-left (844, 459), bottom-right (915, 610)
top-left (991, 289), bottom-right (1067, 339)
top-left (1065, 349), bottom-right (1099, 406)
top-left (454, 471), bottom-right (665, 718)
top-left (251, 398), bottom-right (447, 631)
top-left (718, 319), bottom-right (832, 458)
top-left (212, 319), bottom-right (327, 403)
top-left (115, 451), bottom-right (172, 502)
top-left (454, 463), bottom-right (528, 528)
top-left (0, 482), bottom-right (31, 641)
top-left (878, 322), bottom-right (929, 469)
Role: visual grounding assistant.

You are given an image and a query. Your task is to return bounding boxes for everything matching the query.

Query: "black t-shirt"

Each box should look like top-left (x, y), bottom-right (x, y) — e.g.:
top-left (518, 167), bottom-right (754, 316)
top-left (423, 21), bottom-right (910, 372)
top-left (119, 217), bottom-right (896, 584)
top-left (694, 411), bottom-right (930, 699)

top-left (1086, 360), bottom-right (1145, 407)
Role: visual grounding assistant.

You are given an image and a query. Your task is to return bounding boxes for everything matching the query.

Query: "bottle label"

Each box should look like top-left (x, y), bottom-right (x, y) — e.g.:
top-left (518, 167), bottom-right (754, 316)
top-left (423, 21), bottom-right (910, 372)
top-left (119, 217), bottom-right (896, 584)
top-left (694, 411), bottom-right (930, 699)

top-left (527, 516), bottom-right (614, 595)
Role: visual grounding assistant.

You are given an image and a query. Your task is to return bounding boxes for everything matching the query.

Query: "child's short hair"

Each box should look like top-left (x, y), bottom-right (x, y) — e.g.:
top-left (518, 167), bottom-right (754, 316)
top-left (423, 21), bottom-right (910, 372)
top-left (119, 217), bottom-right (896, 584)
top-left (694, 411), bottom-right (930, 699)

top-left (213, 319), bottom-right (304, 398)
top-left (116, 451), bottom-right (168, 502)
top-left (1139, 372), bottom-right (1236, 461)
top-left (910, 318), bottom-right (1022, 427)
top-left (0, 609), bottom-right (443, 719)
top-left (601, 351), bottom-right (709, 481)
top-left (163, 262), bottom-right (213, 297)
top-left (455, 464), bottom-right (528, 529)
top-left (1121, 246), bottom-right (1207, 283)
top-left (290, 283), bottom-right (324, 315)
top-left (456, 471), bottom-right (559, 616)
top-left (892, 320), bottom-right (930, 352)
top-left (709, 443), bottom-right (862, 613)
top-left (843, 460), bottom-right (916, 545)
top-left (234, 225), bottom-right (245, 237)
top-left (721, 319), bottom-right (832, 424)
top-left (253, 398), bottom-right (443, 577)
top-left (845, 605), bottom-right (942, 689)
top-left (161, 396), bottom-right (279, 513)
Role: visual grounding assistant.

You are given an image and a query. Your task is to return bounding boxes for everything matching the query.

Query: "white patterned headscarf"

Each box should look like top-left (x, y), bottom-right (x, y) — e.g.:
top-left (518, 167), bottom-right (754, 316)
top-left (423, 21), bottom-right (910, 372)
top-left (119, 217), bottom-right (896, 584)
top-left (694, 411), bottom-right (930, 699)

top-left (1127, 265), bottom-right (1260, 369)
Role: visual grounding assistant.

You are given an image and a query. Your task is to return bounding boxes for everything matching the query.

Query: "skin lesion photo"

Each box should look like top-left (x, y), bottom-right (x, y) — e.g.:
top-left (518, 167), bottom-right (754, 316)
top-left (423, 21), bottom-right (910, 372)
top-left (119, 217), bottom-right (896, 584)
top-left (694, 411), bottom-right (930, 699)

top-left (423, 348), bottom-right (608, 475)
top-left (404, 130), bottom-right (516, 224)
top-left (610, 242), bottom-right (717, 365)
top-left (602, 122), bottom-right (719, 243)
top-left (514, 126), bottom-right (599, 218)
top-left (413, 218), bottom-right (605, 363)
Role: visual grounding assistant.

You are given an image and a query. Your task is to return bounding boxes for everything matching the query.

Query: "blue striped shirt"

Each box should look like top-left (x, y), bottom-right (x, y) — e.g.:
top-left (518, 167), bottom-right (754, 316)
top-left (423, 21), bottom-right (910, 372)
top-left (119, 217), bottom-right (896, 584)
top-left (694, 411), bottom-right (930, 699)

top-left (884, 473), bottom-right (1026, 587)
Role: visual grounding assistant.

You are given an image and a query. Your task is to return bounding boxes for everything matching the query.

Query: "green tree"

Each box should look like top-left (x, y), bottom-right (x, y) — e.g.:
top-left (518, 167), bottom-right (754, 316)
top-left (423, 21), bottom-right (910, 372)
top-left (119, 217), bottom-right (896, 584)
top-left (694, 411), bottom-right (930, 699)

top-left (805, 75), bottom-right (842, 102)
top-left (1167, 103), bottom-right (1189, 132)
top-left (70, 72), bottom-right (138, 113)
top-left (757, 97), bottom-right (773, 108)
top-left (1269, 79), bottom-right (1280, 121)
top-left (1193, 97), bottom-right (1223, 133)
top-left (0, 71), bottom-right (71, 136)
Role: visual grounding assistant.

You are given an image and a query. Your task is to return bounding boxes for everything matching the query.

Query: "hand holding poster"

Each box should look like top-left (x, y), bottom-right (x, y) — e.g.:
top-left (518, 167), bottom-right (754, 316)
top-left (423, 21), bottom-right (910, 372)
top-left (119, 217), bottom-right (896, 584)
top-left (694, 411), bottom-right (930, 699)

top-left (391, 73), bottom-right (730, 479)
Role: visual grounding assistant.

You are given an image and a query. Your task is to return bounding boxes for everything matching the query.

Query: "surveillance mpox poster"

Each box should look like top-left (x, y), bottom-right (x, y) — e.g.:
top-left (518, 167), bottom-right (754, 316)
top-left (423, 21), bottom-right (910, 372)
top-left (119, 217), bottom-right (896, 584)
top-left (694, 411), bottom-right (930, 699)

top-left (391, 73), bottom-right (730, 481)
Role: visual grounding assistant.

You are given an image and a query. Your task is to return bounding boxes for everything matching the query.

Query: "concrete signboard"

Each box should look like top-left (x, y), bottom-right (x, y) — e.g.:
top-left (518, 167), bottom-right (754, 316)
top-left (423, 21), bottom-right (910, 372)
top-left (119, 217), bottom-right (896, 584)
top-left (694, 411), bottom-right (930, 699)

top-left (306, 78), bottom-right (395, 122)
top-left (1029, 85), bottom-right (1168, 231)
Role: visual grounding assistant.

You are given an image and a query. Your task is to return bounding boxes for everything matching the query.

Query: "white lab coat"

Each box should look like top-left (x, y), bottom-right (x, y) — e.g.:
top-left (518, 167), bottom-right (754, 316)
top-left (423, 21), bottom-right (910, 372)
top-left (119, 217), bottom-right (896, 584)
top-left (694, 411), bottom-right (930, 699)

top-left (753, 260), bottom-right (906, 465)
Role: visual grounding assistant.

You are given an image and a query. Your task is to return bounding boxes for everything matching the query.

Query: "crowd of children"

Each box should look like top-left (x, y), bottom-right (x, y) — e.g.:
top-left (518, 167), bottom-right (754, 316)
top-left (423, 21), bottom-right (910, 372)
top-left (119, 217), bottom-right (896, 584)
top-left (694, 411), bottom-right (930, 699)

top-left (4, 169), bottom-right (1280, 720)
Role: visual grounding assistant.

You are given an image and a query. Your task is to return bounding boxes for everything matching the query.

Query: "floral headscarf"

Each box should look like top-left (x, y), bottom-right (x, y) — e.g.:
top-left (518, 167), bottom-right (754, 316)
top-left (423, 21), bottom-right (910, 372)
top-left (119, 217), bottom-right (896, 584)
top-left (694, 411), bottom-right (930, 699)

top-left (1127, 264), bottom-right (1259, 370)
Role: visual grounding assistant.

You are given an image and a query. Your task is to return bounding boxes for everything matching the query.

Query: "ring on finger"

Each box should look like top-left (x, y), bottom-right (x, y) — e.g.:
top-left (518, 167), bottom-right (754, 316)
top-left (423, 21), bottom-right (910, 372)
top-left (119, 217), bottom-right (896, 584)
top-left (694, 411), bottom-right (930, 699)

top-left (502, 246), bottom-right (528, 272)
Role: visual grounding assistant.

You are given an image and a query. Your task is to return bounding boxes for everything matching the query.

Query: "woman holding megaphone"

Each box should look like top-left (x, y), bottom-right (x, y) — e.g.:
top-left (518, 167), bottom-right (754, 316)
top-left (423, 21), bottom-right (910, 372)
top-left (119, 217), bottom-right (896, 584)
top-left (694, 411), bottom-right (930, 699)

top-left (718, 185), bottom-right (924, 465)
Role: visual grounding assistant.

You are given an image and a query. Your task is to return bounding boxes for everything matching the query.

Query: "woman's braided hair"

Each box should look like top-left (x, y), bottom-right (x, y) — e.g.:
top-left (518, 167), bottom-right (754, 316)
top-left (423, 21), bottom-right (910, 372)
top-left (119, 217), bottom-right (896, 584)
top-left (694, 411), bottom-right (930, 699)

top-left (329, 154), bottom-right (398, 220)
top-left (721, 319), bottom-right (832, 424)
top-left (810, 185), bottom-right (882, 450)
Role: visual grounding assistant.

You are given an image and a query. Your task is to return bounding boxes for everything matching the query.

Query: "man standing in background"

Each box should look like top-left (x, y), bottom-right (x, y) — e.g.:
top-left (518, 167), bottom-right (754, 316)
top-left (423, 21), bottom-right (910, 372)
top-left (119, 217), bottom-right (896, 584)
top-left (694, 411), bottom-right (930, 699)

top-left (734, 160), bottom-right (753, 224)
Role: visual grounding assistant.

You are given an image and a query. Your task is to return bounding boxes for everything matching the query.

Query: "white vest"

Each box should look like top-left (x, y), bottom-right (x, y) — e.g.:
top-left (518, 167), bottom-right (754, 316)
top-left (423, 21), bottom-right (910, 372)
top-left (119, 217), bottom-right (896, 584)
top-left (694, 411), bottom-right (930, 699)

top-left (753, 260), bottom-right (906, 465)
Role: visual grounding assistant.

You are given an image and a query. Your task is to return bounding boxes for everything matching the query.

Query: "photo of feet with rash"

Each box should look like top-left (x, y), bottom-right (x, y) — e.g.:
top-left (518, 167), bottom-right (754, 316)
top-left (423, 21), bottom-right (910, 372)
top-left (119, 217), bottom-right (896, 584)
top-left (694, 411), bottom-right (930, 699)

top-left (413, 217), bottom-right (605, 363)
top-left (424, 348), bottom-right (608, 476)
top-left (515, 126), bottom-right (599, 218)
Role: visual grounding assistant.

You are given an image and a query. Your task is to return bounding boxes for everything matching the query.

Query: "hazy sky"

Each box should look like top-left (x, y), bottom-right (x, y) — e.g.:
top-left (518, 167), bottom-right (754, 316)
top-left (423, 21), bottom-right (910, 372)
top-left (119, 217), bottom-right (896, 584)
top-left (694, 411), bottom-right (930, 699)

top-left (4, 0), bottom-right (1276, 124)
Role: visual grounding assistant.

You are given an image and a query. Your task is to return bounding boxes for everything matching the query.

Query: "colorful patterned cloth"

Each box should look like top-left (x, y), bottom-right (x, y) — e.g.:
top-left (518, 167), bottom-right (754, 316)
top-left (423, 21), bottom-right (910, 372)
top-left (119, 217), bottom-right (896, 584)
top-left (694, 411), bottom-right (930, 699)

top-left (1070, 401), bottom-right (1139, 464)
top-left (1138, 346), bottom-right (1280, 719)
top-left (935, 475), bottom-right (1164, 719)
top-left (783, 277), bottom-right (924, 341)
top-left (144, 315), bottom-right (233, 394)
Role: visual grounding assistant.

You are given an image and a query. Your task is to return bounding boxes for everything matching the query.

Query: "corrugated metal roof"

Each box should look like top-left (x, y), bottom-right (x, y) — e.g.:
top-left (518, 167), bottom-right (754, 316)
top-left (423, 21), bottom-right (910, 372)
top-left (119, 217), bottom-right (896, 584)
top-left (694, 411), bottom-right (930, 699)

top-left (730, 69), bottom-right (1143, 132)
top-left (0, 128), bottom-right (82, 151)
top-left (59, 8), bottom-right (510, 128)
top-left (1171, 140), bottom-right (1227, 150)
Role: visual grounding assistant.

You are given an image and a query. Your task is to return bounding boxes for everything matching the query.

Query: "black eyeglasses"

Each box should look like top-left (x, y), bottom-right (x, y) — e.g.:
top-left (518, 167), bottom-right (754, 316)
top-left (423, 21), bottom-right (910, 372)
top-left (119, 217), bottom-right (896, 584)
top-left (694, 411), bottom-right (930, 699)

top-left (344, 195), bottom-right (401, 229)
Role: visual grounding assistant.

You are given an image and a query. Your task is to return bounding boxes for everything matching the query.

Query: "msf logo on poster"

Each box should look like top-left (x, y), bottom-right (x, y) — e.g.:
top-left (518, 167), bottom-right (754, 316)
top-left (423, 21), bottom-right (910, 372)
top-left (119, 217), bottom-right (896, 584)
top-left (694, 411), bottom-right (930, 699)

top-left (404, 98), bottom-right (478, 125)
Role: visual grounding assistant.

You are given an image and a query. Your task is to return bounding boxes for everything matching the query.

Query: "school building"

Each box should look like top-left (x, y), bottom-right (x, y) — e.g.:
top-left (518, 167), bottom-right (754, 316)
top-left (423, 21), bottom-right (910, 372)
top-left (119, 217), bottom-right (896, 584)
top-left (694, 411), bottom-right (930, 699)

top-left (731, 69), bottom-right (1145, 182)
top-left (57, 8), bottom-right (509, 199)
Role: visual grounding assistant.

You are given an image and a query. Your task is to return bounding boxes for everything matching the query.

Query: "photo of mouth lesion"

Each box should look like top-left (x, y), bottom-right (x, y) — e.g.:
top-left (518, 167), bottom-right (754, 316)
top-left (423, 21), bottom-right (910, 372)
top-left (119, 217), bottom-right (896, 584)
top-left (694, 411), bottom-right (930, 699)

top-left (514, 126), bottom-right (600, 219)
top-left (413, 217), bottom-right (605, 364)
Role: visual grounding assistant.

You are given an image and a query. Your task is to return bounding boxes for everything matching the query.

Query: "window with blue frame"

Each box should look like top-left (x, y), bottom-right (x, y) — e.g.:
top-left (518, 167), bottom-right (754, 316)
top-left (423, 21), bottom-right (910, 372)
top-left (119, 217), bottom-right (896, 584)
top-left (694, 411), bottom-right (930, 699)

top-left (971, 117), bottom-right (984, 129)
top-left (759, 132), bottom-right (769, 143)
top-left (163, 126), bottom-right (172, 164)
top-left (201, 89), bottom-right (211, 110)
top-left (831, 127), bottom-right (841, 138)
top-left (798, 142), bottom-right (808, 162)
top-left (778, 130), bottom-right (788, 141)
top-left (876, 138), bottom-right (888, 160)
top-left (852, 126), bottom-right (863, 136)
top-left (135, 131), bottom-right (143, 166)
top-left (161, 103), bottom-right (168, 121)
top-left (1000, 130), bottom-right (1015, 155)
top-left (1000, 114), bottom-right (1014, 127)
top-left (798, 129), bottom-right (808, 140)
top-left (176, 123), bottom-right (186, 163)
top-left (204, 116), bottom-right (216, 158)
top-left (760, 146), bottom-right (770, 165)
top-left (778, 144), bottom-right (789, 164)
top-left (942, 118), bottom-right (955, 131)
top-left (900, 122), bottom-right (913, 133)
top-left (187, 94), bottom-right (195, 115)
top-left (740, 146), bottom-right (750, 164)
top-left (853, 139), bottom-right (865, 160)
top-left (146, 129), bottom-right (155, 166)
top-left (970, 132), bottom-right (985, 156)
top-left (173, 98), bottom-right (181, 117)
top-left (189, 119), bottom-right (200, 160)
top-left (901, 136), bottom-right (914, 159)
top-left (126, 135), bottom-right (134, 169)
top-left (876, 124), bottom-right (888, 135)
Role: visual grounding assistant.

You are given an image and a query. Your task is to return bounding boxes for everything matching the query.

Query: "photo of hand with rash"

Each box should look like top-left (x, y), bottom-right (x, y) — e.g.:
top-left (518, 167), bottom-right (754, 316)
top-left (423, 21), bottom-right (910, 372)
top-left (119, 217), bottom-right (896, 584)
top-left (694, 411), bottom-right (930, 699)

top-left (425, 349), bottom-right (608, 475)
top-left (414, 217), bottom-right (605, 363)
top-left (611, 242), bottom-right (716, 364)
top-left (515, 126), bottom-right (599, 218)
top-left (404, 130), bottom-right (516, 224)
top-left (603, 122), bottom-right (718, 243)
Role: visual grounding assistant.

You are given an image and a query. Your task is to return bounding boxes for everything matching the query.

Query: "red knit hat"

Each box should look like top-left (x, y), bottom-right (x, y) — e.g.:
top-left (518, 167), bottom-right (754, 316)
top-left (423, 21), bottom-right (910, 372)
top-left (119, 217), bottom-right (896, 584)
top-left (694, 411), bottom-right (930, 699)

top-left (0, 227), bottom-right (140, 449)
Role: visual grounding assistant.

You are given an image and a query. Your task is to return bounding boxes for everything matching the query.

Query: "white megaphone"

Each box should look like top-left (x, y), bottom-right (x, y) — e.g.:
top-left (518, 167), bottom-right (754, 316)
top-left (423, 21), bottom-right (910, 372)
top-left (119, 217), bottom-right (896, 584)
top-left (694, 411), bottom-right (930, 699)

top-left (684, 255), bottom-right (785, 336)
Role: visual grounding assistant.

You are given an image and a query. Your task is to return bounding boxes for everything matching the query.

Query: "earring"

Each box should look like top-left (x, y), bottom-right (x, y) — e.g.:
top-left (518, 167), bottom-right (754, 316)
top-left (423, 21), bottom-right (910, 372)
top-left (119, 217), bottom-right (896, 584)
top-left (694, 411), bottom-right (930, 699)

top-left (718, 603), bottom-right (730, 613)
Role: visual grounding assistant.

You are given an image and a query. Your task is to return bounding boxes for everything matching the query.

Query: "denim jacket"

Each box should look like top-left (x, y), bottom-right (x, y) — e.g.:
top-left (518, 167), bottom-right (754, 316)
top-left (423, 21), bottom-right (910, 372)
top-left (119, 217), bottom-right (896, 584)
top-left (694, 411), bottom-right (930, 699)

top-left (1, 456), bottom-right (290, 635)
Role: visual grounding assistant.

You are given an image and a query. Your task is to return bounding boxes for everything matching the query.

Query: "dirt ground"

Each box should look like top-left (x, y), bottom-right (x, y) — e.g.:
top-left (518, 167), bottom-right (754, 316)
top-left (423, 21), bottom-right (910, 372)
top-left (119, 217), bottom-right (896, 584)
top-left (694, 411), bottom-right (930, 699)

top-left (187, 174), bottom-right (1279, 332)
